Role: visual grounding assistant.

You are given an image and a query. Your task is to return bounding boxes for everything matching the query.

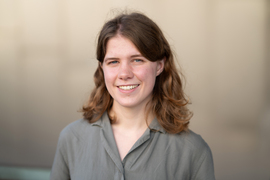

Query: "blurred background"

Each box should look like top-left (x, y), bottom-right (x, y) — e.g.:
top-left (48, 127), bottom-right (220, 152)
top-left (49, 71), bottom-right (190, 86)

top-left (0, 0), bottom-right (269, 179)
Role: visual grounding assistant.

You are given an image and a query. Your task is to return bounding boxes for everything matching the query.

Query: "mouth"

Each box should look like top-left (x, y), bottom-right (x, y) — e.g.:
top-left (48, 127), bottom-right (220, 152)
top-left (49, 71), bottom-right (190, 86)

top-left (118, 84), bottom-right (139, 90)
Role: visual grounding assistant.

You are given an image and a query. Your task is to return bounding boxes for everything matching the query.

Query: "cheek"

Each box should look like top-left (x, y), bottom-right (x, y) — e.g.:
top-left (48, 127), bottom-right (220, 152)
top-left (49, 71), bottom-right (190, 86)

top-left (103, 68), bottom-right (116, 87)
top-left (136, 66), bottom-right (157, 83)
top-left (103, 72), bottom-right (115, 98)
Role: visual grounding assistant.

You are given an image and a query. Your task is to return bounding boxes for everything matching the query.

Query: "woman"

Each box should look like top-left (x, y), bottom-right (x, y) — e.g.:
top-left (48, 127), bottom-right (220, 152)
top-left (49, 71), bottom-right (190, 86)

top-left (51, 12), bottom-right (215, 180)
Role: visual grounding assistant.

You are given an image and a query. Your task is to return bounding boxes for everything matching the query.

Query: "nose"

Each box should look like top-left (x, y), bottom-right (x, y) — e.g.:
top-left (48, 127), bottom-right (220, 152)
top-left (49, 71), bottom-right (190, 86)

top-left (118, 62), bottom-right (134, 80)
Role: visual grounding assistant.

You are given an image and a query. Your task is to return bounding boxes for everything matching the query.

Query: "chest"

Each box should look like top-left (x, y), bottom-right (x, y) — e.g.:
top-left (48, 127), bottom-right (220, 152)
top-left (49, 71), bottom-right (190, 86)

top-left (113, 129), bottom-right (145, 161)
top-left (68, 132), bottom-right (193, 180)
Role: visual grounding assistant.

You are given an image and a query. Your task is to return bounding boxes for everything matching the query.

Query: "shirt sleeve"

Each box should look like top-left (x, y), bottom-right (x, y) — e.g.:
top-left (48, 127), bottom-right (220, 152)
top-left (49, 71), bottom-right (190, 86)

top-left (50, 130), bottom-right (70, 180)
top-left (191, 144), bottom-right (215, 180)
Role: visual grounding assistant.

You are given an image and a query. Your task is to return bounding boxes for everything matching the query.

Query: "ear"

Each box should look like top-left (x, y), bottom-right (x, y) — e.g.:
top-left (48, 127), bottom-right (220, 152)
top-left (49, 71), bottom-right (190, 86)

top-left (156, 58), bottom-right (165, 76)
top-left (99, 62), bottom-right (103, 69)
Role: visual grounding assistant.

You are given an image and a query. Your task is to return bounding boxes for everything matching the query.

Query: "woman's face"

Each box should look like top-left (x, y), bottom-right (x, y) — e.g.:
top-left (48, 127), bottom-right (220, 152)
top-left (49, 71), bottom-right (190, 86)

top-left (102, 35), bottom-right (164, 110)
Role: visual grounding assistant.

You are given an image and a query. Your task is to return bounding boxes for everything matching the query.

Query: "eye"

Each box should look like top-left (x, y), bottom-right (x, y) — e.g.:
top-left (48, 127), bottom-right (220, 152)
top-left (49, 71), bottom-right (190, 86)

top-left (108, 60), bottom-right (119, 65)
top-left (134, 59), bottom-right (144, 63)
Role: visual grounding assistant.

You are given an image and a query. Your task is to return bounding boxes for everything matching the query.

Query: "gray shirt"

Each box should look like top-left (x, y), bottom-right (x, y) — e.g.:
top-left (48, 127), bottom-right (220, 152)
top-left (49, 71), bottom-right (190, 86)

top-left (50, 112), bottom-right (215, 180)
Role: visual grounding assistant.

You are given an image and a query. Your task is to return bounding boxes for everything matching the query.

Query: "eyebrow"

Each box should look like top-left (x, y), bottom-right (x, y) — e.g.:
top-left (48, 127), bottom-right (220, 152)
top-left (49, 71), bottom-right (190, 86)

top-left (130, 54), bottom-right (143, 58)
top-left (104, 54), bottom-right (144, 62)
top-left (104, 57), bottom-right (119, 62)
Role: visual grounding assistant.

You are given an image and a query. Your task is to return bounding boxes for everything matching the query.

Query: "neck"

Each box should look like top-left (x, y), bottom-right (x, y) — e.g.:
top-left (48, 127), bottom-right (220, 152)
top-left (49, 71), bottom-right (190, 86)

top-left (110, 102), bottom-right (154, 131)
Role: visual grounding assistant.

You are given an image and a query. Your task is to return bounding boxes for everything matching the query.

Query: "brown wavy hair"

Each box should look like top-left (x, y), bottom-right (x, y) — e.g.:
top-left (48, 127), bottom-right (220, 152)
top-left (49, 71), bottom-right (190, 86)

top-left (82, 12), bottom-right (192, 134)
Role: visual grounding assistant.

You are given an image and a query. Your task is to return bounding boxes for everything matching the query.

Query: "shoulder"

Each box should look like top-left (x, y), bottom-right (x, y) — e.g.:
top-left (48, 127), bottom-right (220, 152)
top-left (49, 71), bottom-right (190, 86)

top-left (179, 130), bottom-right (215, 179)
top-left (167, 130), bottom-right (214, 177)
top-left (183, 130), bottom-right (212, 156)
top-left (164, 129), bottom-right (212, 159)
top-left (179, 130), bottom-right (210, 151)
top-left (166, 129), bottom-right (208, 147)
top-left (58, 119), bottom-right (99, 145)
top-left (177, 130), bottom-right (213, 166)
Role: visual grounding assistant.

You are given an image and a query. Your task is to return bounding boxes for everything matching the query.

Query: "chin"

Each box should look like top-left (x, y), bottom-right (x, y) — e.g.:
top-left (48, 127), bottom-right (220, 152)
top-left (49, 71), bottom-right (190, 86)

top-left (118, 103), bottom-right (137, 108)
top-left (113, 99), bottom-right (138, 109)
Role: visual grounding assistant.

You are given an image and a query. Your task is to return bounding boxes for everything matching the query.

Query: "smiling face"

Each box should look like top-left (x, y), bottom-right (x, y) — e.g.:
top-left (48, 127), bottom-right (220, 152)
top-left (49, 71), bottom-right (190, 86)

top-left (102, 35), bottom-right (164, 110)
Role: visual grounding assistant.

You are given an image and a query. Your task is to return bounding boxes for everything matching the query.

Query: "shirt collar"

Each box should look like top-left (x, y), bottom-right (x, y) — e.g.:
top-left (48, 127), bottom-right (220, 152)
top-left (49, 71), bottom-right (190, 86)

top-left (148, 117), bottom-right (167, 134)
top-left (91, 112), bottom-right (108, 127)
top-left (92, 112), bottom-right (167, 134)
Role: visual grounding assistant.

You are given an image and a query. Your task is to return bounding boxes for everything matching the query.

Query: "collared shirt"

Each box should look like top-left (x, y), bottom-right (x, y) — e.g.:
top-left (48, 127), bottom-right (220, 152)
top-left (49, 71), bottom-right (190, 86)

top-left (50, 112), bottom-right (215, 180)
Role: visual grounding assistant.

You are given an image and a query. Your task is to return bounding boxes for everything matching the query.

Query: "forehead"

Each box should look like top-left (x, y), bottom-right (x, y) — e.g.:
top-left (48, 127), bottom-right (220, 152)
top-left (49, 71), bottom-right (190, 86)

top-left (105, 35), bottom-right (141, 58)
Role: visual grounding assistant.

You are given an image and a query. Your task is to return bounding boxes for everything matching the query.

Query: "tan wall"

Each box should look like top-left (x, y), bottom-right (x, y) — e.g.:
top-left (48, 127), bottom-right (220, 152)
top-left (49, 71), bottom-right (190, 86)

top-left (0, 0), bottom-right (269, 179)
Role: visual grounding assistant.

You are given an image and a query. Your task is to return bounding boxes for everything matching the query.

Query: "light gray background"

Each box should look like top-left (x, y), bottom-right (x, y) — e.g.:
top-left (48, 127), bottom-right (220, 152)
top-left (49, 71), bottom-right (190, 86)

top-left (0, 0), bottom-right (269, 179)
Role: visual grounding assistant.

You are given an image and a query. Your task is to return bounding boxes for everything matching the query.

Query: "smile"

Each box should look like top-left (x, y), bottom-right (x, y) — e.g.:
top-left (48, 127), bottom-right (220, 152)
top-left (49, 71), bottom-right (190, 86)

top-left (118, 85), bottom-right (139, 90)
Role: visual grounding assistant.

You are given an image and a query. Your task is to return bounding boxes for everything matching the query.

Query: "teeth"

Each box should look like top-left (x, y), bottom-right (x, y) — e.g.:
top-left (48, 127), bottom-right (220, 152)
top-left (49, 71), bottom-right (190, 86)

top-left (118, 85), bottom-right (138, 90)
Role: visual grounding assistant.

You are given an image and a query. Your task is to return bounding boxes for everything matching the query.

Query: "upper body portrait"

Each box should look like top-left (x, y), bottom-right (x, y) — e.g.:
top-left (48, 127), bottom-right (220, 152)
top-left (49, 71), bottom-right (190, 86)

top-left (50, 11), bottom-right (215, 180)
